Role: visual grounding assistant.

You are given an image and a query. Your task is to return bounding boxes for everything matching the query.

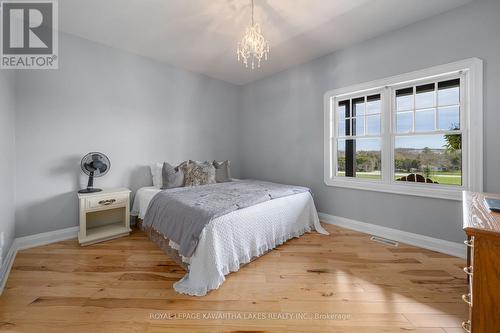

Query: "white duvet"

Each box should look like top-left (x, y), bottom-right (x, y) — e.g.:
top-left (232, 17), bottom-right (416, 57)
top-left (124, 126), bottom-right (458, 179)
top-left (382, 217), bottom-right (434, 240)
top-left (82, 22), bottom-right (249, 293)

top-left (132, 186), bottom-right (328, 296)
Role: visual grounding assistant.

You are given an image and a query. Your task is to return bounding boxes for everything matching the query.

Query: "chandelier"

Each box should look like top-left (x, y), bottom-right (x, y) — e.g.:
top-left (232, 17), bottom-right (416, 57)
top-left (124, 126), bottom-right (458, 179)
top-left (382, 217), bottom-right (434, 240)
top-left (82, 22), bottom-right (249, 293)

top-left (237, 0), bottom-right (270, 69)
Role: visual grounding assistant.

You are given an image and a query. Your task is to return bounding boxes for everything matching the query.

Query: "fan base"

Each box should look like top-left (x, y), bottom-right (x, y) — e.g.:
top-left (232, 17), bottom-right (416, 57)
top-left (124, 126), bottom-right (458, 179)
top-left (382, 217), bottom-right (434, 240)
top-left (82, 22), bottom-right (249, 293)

top-left (78, 188), bottom-right (102, 194)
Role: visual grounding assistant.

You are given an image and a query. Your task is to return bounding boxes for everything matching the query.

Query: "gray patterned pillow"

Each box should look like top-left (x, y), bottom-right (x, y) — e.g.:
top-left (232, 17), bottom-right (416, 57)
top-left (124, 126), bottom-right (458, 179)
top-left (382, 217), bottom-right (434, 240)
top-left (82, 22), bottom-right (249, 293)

top-left (213, 160), bottom-right (231, 183)
top-left (161, 162), bottom-right (185, 189)
top-left (182, 161), bottom-right (216, 186)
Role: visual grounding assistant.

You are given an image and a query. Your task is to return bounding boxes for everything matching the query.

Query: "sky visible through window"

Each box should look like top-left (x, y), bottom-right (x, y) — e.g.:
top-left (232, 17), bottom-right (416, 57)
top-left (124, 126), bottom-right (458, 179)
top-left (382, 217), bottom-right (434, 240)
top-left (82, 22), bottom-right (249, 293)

top-left (337, 80), bottom-right (460, 152)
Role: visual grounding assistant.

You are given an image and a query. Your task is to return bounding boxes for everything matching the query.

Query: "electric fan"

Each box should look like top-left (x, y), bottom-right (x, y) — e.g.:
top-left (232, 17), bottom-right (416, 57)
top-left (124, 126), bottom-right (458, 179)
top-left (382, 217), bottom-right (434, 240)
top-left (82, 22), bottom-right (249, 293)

top-left (78, 152), bottom-right (111, 193)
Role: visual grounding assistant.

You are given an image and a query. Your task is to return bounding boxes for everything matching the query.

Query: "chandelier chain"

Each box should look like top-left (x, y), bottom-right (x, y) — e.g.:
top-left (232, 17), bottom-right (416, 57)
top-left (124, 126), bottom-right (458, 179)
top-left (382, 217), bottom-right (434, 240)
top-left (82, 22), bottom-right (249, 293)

top-left (251, 0), bottom-right (254, 26)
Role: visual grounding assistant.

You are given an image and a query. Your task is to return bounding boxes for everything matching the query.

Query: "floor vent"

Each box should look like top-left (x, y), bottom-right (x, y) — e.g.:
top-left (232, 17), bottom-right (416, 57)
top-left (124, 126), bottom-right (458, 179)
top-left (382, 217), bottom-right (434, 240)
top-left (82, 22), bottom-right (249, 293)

top-left (370, 236), bottom-right (399, 247)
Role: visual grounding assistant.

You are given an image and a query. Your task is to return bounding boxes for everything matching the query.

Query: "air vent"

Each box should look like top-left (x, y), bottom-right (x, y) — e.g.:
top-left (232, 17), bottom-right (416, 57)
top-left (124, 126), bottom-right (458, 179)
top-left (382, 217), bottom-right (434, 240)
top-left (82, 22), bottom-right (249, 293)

top-left (370, 236), bottom-right (399, 247)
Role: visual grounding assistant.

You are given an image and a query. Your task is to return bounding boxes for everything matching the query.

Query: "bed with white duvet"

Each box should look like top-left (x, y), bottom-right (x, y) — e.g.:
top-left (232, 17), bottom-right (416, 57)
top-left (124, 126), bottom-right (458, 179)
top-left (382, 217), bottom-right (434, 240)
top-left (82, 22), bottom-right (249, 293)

top-left (131, 182), bottom-right (328, 296)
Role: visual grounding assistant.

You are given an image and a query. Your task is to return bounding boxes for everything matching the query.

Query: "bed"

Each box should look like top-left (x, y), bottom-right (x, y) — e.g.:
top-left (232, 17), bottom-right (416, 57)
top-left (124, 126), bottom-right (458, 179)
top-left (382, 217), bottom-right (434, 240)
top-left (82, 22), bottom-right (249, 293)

top-left (131, 181), bottom-right (328, 296)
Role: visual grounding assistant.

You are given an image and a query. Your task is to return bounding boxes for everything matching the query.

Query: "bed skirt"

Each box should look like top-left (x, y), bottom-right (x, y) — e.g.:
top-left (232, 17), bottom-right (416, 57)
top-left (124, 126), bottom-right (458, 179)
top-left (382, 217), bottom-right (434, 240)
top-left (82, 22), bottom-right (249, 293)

top-left (138, 217), bottom-right (273, 274)
top-left (137, 219), bottom-right (188, 271)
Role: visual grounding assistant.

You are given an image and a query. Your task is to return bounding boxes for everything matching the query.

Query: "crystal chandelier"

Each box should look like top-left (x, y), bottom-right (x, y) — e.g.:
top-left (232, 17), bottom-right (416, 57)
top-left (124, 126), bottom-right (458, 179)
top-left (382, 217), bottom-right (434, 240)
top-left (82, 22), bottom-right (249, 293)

top-left (237, 0), bottom-right (270, 69)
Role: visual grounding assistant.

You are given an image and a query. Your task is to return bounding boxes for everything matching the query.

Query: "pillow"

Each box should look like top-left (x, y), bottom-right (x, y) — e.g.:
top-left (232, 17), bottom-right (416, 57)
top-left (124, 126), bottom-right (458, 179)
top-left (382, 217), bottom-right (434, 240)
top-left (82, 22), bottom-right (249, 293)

top-left (182, 161), bottom-right (216, 186)
top-left (161, 162), bottom-right (185, 189)
top-left (149, 162), bottom-right (163, 188)
top-left (213, 160), bottom-right (232, 183)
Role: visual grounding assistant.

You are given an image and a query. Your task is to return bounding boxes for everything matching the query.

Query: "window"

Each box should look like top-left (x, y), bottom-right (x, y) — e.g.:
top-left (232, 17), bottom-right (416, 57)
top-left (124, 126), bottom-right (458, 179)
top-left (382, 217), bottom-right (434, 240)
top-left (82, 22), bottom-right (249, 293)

top-left (336, 93), bottom-right (382, 180)
top-left (394, 79), bottom-right (462, 186)
top-left (324, 59), bottom-right (483, 200)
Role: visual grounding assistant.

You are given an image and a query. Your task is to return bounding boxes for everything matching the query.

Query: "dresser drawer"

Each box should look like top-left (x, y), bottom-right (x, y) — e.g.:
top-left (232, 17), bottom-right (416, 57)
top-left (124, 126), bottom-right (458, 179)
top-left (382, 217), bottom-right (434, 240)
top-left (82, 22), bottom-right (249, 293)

top-left (86, 193), bottom-right (128, 210)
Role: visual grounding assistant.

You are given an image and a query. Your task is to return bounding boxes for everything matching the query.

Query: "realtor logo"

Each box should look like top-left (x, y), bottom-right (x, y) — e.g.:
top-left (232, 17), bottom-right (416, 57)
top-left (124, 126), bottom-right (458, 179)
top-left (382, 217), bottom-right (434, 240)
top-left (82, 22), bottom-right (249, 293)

top-left (1, 0), bottom-right (58, 69)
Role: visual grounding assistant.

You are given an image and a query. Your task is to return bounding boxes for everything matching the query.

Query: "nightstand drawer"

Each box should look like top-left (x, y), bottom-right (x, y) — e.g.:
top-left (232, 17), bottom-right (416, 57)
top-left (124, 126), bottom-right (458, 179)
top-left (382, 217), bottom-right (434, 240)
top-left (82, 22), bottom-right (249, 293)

top-left (86, 194), bottom-right (128, 209)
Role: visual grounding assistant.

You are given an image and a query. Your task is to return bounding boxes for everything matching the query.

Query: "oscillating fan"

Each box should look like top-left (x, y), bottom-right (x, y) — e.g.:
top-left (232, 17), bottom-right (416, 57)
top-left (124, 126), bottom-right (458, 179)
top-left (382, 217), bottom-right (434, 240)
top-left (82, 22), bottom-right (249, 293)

top-left (78, 152), bottom-right (111, 193)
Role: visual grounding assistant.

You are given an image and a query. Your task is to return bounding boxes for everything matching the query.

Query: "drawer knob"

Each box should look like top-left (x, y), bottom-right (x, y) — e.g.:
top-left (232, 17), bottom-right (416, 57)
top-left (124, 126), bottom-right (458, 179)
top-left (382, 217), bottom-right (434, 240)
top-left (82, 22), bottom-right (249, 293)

top-left (464, 239), bottom-right (474, 247)
top-left (462, 293), bottom-right (472, 306)
top-left (462, 320), bottom-right (471, 333)
top-left (98, 199), bottom-right (116, 206)
top-left (463, 266), bottom-right (473, 276)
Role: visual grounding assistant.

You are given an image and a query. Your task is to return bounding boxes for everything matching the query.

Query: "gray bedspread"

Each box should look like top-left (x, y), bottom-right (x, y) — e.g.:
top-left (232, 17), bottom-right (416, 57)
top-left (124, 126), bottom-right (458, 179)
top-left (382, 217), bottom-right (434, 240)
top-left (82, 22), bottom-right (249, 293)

top-left (142, 180), bottom-right (310, 257)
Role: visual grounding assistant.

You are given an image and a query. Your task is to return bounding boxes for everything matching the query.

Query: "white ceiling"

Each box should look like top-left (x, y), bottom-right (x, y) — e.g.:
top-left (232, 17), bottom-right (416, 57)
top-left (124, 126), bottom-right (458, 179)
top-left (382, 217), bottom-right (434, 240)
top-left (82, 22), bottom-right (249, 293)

top-left (59, 0), bottom-right (474, 85)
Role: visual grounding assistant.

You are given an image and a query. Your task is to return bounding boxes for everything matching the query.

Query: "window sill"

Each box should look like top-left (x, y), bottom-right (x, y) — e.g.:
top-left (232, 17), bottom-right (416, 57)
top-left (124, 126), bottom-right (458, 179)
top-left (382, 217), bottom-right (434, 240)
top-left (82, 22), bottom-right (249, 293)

top-left (324, 177), bottom-right (463, 201)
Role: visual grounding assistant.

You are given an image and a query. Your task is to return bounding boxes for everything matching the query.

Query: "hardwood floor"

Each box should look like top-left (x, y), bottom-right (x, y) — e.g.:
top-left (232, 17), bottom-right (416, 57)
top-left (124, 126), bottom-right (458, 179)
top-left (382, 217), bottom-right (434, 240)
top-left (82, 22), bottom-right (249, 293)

top-left (0, 224), bottom-right (467, 333)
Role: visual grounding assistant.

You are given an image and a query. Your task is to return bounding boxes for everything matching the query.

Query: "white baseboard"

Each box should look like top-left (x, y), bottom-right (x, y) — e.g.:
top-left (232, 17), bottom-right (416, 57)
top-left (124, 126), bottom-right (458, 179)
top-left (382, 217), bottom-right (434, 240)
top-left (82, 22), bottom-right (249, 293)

top-left (14, 226), bottom-right (79, 251)
top-left (318, 212), bottom-right (466, 259)
top-left (0, 226), bottom-right (79, 294)
top-left (0, 244), bottom-right (17, 296)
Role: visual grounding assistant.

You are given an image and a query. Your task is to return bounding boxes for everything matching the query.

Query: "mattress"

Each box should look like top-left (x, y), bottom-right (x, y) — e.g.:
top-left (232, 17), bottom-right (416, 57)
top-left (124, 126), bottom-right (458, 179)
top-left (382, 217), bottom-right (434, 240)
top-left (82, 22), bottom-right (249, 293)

top-left (131, 186), bottom-right (162, 219)
top-left (132, 185), bottom-right (327, 296)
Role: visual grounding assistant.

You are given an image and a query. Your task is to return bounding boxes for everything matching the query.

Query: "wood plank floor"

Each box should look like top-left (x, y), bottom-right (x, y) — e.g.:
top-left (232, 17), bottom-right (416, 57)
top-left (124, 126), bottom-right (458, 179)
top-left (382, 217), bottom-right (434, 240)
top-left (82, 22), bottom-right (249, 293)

top-left (0, 224), bottom-right (468, 333)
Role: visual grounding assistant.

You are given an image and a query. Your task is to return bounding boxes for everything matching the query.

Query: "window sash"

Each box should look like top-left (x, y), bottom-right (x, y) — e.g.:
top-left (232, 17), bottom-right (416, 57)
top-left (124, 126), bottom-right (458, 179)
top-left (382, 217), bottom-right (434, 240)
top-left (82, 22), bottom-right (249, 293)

top-left (336, 94), bottom-right (382, 138)
top-left (335, 137), bottom-right (383, 180)
top-left (393, 74), bottom-right (462, 135)
top-left (388, 73), bottom-right (466, 189)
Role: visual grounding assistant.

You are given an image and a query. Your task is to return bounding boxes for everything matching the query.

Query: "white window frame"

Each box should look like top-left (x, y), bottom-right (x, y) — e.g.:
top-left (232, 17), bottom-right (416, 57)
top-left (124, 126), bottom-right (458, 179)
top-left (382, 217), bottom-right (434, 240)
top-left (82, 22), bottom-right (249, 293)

top-left (323, 58), bottom-right (483, 200)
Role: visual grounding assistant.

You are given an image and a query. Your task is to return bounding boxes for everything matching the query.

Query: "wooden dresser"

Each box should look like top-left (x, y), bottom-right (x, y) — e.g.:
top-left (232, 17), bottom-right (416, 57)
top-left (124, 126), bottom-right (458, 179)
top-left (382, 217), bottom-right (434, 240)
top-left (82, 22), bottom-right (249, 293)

top-left (462, 191), bottom-right (500, 333)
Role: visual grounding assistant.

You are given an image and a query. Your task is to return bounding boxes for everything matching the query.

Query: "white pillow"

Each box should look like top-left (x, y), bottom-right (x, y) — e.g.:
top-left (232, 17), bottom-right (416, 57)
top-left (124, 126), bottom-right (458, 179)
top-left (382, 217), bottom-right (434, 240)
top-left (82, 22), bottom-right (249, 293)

top-left (149, 162), bottom-right (163, 188)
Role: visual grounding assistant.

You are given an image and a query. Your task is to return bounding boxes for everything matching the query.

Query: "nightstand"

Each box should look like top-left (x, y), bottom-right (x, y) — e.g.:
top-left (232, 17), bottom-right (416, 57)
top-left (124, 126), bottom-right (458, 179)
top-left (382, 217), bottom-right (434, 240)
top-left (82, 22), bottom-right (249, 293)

top-left (77, 188), bottom-right (131, 246)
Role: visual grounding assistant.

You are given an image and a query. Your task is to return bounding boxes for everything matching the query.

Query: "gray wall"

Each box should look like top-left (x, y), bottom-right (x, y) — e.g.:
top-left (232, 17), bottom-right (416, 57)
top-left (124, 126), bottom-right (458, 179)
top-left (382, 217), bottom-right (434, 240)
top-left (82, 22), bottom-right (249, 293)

top-left (240, 0), bottom-right (500, 243)
top-left (14, 33), bottom-right (241, 237)
top-left (11, 0), bottom-right (500, 243)
top-left (0, 71), bottom-right (16, 261)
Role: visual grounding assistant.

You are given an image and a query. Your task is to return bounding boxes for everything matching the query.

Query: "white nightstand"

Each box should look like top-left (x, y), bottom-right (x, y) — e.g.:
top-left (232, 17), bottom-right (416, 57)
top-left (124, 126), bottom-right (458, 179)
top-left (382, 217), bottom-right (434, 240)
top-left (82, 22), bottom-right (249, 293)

top-left (77, 188), bottom-right (131, 246)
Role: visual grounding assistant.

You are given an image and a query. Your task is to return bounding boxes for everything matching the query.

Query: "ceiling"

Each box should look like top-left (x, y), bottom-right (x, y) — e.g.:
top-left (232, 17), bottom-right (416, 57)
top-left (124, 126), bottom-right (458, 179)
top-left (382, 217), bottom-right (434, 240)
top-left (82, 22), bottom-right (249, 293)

top-left (59, 0), bottom-right (474, 85)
